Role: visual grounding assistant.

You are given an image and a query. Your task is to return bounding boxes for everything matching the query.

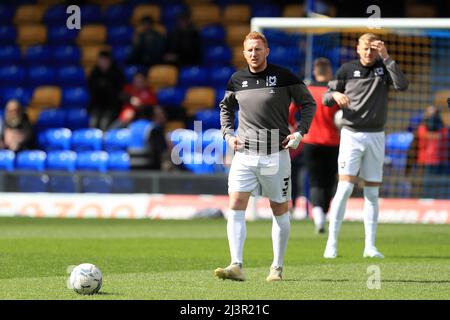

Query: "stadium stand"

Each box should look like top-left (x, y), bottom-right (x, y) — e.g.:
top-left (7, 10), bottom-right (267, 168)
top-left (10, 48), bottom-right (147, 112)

top-left (0, 0), bottom-right (447, 198)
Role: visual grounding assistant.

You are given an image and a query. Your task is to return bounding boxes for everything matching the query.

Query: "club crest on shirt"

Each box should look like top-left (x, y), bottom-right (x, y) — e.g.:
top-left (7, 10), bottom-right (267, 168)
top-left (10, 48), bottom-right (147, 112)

top-left (374, 67), bottom-right (384, 76)
top-left (353, 70), bottom-right (361, 78)
top-left (266, 76), bottom-right (277, 86)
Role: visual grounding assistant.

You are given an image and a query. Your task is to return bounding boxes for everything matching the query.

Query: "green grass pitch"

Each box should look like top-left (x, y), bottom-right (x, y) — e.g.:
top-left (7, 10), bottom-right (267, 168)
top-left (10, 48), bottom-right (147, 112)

top-left (0, 216), bottom-right (449, 300)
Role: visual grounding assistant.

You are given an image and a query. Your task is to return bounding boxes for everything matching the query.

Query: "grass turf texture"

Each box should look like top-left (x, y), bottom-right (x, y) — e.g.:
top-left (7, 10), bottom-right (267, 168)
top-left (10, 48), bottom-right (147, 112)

top-left (0, 217), bottom-right (449, 300)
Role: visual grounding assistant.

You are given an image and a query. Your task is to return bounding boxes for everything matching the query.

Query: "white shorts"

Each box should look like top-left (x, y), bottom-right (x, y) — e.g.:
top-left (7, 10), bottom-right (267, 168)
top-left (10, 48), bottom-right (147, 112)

top-left (338, 128), bottom-right (385, 182)
top-left (228, 149), bottom-right (291, 203)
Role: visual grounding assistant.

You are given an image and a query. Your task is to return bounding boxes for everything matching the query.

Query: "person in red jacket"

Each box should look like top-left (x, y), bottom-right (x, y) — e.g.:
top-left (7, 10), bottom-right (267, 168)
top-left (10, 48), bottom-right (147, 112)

top-left (289, 58), bottom-right (340, 233)
top-left (416, 105), bottom-right (449, 198)
top-left (110, 71), bottom-right (158, 129)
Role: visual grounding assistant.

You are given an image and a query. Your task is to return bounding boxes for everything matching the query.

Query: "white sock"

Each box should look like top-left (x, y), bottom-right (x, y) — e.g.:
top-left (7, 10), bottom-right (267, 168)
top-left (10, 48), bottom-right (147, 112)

top-left (363, 186), bottom-right (379, 249)
top-left (312, 206), bottom-right (325, 229)
top-left (227, 209), bottom-right (246, 265)
top-left (271, 211), bottom-right (290, 268)
top-left (326, 181), bottom-right (354, 248)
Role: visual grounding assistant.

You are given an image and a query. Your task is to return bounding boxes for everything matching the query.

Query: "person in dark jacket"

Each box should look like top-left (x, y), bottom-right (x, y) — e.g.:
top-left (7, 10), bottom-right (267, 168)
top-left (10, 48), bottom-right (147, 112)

top-left (87, 50), bottom-right (126, 131)
top-left (164, 10), bottom-right (202, 67)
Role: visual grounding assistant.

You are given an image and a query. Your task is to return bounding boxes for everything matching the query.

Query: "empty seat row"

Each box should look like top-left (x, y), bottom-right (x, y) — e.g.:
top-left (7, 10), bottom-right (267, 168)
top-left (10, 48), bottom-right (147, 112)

top-left (36, 119), bottom-right (154, 152)
top-left (2, 3), bottom-right (285, 28)
top-left (0, 149), bottom-right (130, 172)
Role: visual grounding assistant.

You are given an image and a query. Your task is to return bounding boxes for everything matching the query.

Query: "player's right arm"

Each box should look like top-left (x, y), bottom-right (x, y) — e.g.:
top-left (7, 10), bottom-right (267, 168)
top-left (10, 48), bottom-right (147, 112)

top-left (220, 78), bottom-right (239, 150)
top-left (322, 66), bottom-right (350, 108)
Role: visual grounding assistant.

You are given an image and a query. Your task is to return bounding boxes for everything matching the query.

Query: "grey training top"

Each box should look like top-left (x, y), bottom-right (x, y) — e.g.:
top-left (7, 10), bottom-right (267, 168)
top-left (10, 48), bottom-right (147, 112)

top-left (323, 57), bottom-right (409, 132)
top-left (220, 64), bottom-right (316, 155)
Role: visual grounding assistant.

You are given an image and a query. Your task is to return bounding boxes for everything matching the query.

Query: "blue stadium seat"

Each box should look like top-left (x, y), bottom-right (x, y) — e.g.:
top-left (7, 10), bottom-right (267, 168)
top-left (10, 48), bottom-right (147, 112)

top-left (108, 151), bottom-right (130, 171)
top-left (65, 108), bottom-right (89, 130)
top-left (195, 109), bottom-right (221, 130)
top-left (0, 5), bottom-right (15, 24)
top-left (79, 4), bottom-right (103, 24)
top-left (209, 66), bottom-right (235, 88)
top-left (27, 65), bottom-right (57, 88)
top-left (1, 87), bottom-right (33, 106)
top-left (112, 45), bottom-right (132, 66)
top-left (251, 4), bottom-right (281, 17)
top-left (103, 128), bottom-right (131, 152)
top-left (214, 87), bottom-right (225, 109)
top-left (15, 150), bottom-right (48, 192)
top-left (104, 4), bottom-right (133, 27)
top-left (107, 25), bottom-right (133, 46)
top-left (24, 45), bottom-right (53, 66)
top-left (161, 4), bottom-right (187, 30)
top-left (57, 66), bottom-right (86, 87)
top-left (47, 26), bottom-right (79, 45)
top-left (0, 150), bottom-right (15, 171)
top-left (53, 45), bottom-right (81, 66)
top-left (385, 132), bottom-right (414, 171)
top-left (269, 46), bottom-right (303, 66)
top-left (109, 151), bottom-right (134, 193)
top-left (46, 150), bottom-right (77, 171)
top-left (183, 152), bottom-right (218, 174)
top-left (0, 46), bottom-right (21, 65)
top-left (156, 87), bottom-right (186, 108)
top-left (35, 109), bottom-right (66, 132)
top-left (0, 26), bottom-right (16, 45)
top-left (203, 45), bottom-right (232, 66)
top-left (44, 5), bottom-right (67, 26)
top-left (76, 150), bottom-right (109, 172)
top-left (71, 128), bottom-right (103, 151)
top-left (76, 151), bottom-right (111, 193)
top-left (0, 66), bottom-right (26, 87)
top-left (178, 66), bottom-right (209, 87)
top-left (40, 128), bottom-right (72, 151)
top-left (46, 150), bottom-right (77, 193)
top-left (62, 87), bottom-right (89, 109)
top-left (16, 150), bottom-right (47, 171)
top-left (123, 64), bottom-right (146, 83)
top-left (128, 120), bottom-right (153, 149)
top-left (200, 25), bottom-right (226, 46)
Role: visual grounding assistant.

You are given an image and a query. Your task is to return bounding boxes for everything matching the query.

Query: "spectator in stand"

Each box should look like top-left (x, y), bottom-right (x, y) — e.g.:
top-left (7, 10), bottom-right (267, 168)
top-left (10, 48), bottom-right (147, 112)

top-left (148, 106), bottom-right (168, 170)
top-left (164, 10), bottom-right (202, 67)
top-left (110, 72), bottom-right (158, 129)
top-left (0, 99), bottom-right (33, 152)
top-left (87, 50), bottom-right (126, 131)
top-left (416, 105), bottom-right (448, 175)
top-left (129, 16), bottom-right (167, 68)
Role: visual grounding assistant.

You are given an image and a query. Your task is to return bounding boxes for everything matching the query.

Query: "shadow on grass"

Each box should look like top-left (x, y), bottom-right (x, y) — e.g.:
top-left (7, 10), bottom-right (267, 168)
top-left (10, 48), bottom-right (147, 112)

top-left (94, 292), bottom-right (123, 296)
top-left (388, 256), bottom-right (450, 260)
top-left (283, 279), bottom-right (450, 284)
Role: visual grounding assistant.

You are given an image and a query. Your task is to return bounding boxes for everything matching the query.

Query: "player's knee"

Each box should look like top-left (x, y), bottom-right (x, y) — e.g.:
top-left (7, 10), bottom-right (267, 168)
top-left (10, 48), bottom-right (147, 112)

top-left (363, 186), bottom-right (379, 202)
top-left (270, 201), bottom-right (289, 215)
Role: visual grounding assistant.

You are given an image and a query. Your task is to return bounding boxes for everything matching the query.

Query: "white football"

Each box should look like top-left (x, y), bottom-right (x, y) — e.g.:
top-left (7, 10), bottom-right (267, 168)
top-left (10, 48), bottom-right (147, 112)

top-left (69, 263), bottom-right (102, 295)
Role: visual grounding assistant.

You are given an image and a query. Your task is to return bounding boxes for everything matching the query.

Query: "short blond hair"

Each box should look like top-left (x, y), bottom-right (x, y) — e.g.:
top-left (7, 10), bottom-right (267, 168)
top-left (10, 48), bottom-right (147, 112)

top-left (358, 33), bottom-right (380, 44)
top-left (243, 31), bottom-right (268, 48)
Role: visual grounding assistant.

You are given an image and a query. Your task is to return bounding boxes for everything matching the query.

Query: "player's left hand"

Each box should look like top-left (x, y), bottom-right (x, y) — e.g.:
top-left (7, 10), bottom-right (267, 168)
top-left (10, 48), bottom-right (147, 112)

top-left (371, 40), bottom-right (389, 60)
top-left (282, 132), bottom-right (302, 149)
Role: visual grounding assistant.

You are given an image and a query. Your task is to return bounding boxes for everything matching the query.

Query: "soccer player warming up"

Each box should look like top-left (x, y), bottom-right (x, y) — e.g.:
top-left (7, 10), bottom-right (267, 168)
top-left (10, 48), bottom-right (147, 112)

top-left (214, 31), bottom-right (316, 282)
top-left (322, 33), bottom-right (409, 259)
